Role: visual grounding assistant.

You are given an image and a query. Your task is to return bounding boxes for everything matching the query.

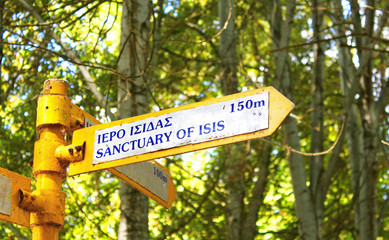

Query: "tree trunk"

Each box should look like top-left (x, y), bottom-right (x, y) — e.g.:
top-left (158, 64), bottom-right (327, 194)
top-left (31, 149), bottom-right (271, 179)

top-left (352, 2), bottom-right (378, 238)
top-left (310, 0), bottom-right (325, 236)
top-left (219, 1), bottom-right (243, 239)
top-left (269, 0), bottom-right (319, 239)
top-left (241, 143), bottom-right (271, 240)
top-left (117, 0), bottom-right (151, 239)
top-left (219, 0), bottom-right (238, 95)
top-left (330, 0), bottom-right (389, 238)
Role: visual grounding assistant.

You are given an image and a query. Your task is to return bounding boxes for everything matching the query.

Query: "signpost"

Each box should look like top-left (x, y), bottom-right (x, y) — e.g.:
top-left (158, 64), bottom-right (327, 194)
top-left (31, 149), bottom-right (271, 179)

top-left (0, 79), bottom-right (293, 240)
top-left (68, 87), bottom-right (294, 176)
top-left (0, 167), bottom-right (31, 228)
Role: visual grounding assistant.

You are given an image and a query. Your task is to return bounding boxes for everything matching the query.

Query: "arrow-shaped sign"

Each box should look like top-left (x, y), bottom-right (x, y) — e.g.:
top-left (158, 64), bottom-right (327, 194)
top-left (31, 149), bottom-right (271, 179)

top-left (69, 87), bottom-right (293, 177)
top-left (0, 167), bottom-right (31, 228)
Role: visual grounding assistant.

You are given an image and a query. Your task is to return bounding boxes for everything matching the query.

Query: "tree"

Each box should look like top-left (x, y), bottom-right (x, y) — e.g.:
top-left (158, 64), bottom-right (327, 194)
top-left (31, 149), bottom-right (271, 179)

top-left (218, 1), bottom-right (242, 239)
top-left (219, 2), bottom-right (272, 240)
top-left (117, 0), bottom-right (151, 239)
top-left (329, 0), bottom-right (389, 238)
top-left (269, 1), bottom-right (320, 239)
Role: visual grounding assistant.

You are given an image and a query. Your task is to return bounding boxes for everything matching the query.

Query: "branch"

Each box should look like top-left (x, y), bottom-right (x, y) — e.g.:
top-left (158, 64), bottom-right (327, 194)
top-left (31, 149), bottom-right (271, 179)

top-left (61, 0), bottom-right (107, 29)
top-left (65, 179), bottom-right (116, 239)
top-left (242, 142), bottom-right (271, 240)
top-left (161, 46), bottom-right (216, 64)
top-left (377, 190), bottom-right (389, 234)
top-left (261, 116), bottom-right (346, 157)
top-left (375, 78), bottom-right (389, 116)
top-left (318, 118), bottom-right (346, 206)
top-left (16, 0), bottom-right (115, 120)
top-left (1, 38), bottom-right (142, 85)
top-left (162, 4), bottom-right (229, 53)
top-left (373, 2), bottom-right (389, 39)
top-left (184, 21), bottom-right (219, 58)
top-left (9, 0), bottom-right (98, 28)
top-left (269, 34), bottom-right (389, 54)
top-left (156, 163), bottom-right (223, 240)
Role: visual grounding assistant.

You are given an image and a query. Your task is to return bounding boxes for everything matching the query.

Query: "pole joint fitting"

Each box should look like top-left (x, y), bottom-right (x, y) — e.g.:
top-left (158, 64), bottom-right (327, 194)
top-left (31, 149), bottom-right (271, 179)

top-left (19, 189), bottom-right (65, 228)
top-left (18, 189), bottom-right (45, 212)
top-left (55, 143), bottom-right (85, 163)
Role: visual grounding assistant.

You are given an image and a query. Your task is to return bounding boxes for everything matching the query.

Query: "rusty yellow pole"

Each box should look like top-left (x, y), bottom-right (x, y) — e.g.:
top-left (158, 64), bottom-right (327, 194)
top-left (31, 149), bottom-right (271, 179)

top-left (29, 79), bottom-right (71, 240)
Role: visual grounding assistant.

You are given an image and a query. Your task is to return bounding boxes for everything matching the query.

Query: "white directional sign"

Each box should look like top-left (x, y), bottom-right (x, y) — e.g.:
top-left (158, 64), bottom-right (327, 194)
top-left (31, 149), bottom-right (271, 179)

top-left (93, 91), bottom-right (268, 164)
top-left (69, 87), bottom-right (294, 176)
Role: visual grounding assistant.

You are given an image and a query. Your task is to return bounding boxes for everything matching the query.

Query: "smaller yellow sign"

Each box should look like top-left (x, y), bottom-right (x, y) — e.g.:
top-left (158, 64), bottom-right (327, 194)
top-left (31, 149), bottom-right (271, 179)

top-left (0, 167), bottom-right (31, 228)
top-left (109, 161), bottom-right (176, 209)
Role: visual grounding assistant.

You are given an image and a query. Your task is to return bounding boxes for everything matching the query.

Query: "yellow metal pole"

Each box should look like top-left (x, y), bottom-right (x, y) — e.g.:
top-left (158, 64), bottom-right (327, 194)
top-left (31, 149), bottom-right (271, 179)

top-left (30, 79), bottom-right (71, 240)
